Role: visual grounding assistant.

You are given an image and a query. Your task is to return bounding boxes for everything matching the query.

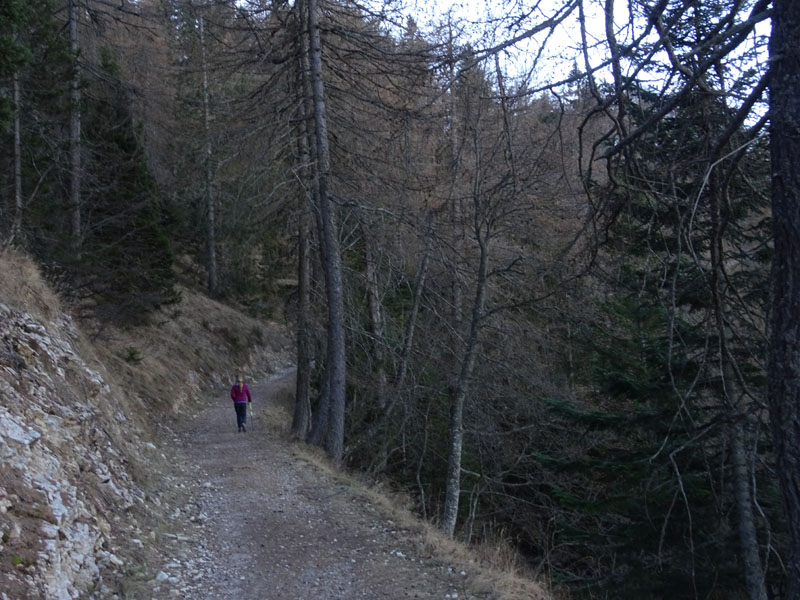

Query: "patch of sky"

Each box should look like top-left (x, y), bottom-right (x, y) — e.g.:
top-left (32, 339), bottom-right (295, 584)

top-left (369, 0), bottom-right (769, 112)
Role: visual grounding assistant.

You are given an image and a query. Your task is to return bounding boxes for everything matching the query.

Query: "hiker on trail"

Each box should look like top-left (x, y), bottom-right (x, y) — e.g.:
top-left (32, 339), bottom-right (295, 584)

top-left (230, 375), bottom-right (252, 432)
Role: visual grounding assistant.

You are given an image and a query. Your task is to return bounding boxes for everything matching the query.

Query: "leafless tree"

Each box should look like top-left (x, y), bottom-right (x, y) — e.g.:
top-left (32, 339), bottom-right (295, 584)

top-left (68, 0), bottom-right (82, 252)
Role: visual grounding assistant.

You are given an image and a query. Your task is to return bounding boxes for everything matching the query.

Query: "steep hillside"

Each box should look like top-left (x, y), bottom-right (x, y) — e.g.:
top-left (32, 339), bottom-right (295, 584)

top-left (0, 248), bottom-right (291, 599)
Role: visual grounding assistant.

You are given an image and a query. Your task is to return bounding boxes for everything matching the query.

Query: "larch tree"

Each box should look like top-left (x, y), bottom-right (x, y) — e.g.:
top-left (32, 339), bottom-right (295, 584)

top-left (297, 0), bottom-right (440, 461)
top-left (306, 0), bottom-right (347, 462)
top-left (291, 0), bottom-right (315, 440)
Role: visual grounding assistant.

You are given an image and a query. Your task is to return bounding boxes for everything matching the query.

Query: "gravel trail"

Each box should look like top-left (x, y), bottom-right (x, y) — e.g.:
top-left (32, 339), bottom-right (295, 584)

top-left (149, 370), bottom-right (475, 600)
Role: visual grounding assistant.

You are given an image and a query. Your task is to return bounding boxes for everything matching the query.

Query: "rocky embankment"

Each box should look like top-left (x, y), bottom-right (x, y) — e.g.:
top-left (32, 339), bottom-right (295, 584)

top-left (0, 302), bottom-right (152, 599)
top-left (0, 250), bottom-right (288, 599)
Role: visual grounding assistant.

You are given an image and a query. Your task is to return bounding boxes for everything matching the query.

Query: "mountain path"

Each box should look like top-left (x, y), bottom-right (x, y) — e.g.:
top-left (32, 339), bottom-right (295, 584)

top-left (144, 370), bottom-right (478, 600)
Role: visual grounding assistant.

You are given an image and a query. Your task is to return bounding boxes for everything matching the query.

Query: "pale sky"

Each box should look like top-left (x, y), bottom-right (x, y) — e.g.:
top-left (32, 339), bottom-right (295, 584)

top-left (402, 0), bottom-right (769, 103)
top-left (397, 0), bottom-right (597, 89)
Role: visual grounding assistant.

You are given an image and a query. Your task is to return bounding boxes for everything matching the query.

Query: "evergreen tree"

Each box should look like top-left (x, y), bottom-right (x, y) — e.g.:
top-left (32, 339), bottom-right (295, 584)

top-left (75, 49), bottom-right (177, 323)
top-left (0, 0), bottom-right (30, 130)
top-left (544, 83), bottom-right (776, 597)
top-left (0, 0), bottom-right (70, 244)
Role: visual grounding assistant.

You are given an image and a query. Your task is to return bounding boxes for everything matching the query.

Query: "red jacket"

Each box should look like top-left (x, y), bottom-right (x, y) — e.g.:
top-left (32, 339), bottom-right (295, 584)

top-left (230, 382), bottom-right (252, 403)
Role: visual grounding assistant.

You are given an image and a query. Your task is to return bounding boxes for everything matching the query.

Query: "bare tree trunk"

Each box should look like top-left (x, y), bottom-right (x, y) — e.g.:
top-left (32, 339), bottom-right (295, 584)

top-left (68, 0), bottom-right (82, 252)
top-left (768, 2), bottom-right (800, 595)
top-left (447, 23), bottom-right (463, 328)
top-left (716, 302), bottom-right (768, 600)
top-left (292, 201), bottom-right (314, 438)
top-left (291, 6), bottom-right (318, 440)
top-left (308, 0), bottom-right (346, 463)
top-left (298, 8), bottom-right (328, 447)
top-left (708, 158), bottom-right (767, 600)
top-left (730, 420), bottom-right (768, 600)
top-left (292, 198), bottom-right (313, 437)
top-left (396, 215), bottom-right (434, 388)
top-left (11, 71), bottom-right (22, 244)
top-left (442, 231), bottom-right (489, 538)
top-left (198, 11), bottom-right (218, 295)
top-left (291, 45), bottom-right (313, 437)
top-left (363, 228), bottom-right (387, 411)
top-left (291, 172), bottom-right (313, 436)
top-left (308, 355), bottom-right (330, 446)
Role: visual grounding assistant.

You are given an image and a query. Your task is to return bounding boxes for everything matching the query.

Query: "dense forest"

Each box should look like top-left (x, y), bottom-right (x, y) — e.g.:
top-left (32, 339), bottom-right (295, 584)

top-left (2, 0), bottom-right (799, 598)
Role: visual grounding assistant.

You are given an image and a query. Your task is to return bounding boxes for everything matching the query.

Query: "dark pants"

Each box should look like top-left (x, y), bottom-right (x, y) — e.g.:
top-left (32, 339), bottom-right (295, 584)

top-left (234, 402), bottom-right (248, 429)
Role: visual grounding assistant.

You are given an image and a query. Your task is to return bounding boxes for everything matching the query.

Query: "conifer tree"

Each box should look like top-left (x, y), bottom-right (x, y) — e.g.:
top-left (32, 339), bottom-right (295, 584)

top-left (76, 49), bottom-right (177, 322)
top-left (547, 81), bottom-right (775, 597)
top-left (0, 0), bottom-right (69, 246)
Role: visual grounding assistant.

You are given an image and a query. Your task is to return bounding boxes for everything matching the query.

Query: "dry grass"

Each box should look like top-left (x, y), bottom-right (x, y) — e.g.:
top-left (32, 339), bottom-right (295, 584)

top-left (287, 419), bottom-right (554, 600)
top-left (0, 247), bottom-right (61, 321)
top-left (86, 282), bottom-right (292, 418)
top-left (253, 377), bottom-right (297, 436)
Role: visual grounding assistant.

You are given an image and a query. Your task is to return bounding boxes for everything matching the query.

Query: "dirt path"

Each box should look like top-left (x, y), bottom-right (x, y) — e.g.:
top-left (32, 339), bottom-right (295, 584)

top-left (147, 370), bottom-right (477, 600)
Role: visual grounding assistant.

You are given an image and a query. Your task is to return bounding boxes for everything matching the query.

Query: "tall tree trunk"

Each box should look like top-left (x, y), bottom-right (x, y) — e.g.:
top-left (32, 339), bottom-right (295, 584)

top-left (11, 70), bottom-right (22, 244)
top-left (441, 231), bottom-right (489, 538)
top-left (308, 0), bottom-right (346, 463)
top-left (291, 41), bottom-right (313, 437)
top-left (396, 214), bottom-right (434, 388)
top-left (708, 155), bottom-right (767, 600)
top-left (730, 419), bottom-right (767, 600)
top-left (292, 195), bottom-right (312, 437)
top-left (768, 2), bottom-right (800, 596)
top-left (308, 353), bottom-right (330, 446)
top-left (68, 0), bottom-right (81, 252)
top-left (363, 227), bottom-right (387, 411)
top-left (198, 11), bottom-right (218, 295)
top-left (447, 21), bottom-right (463, 327)
top-left (298, 7), bottom-right (328, 447)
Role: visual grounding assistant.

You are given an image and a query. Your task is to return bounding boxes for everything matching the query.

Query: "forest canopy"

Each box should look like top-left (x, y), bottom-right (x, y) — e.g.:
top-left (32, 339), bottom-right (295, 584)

top-left (2, 0), bottom-right (798, 598)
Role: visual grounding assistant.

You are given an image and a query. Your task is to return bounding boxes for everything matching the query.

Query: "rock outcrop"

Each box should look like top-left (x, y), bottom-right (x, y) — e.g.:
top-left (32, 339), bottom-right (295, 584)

top-left (0, 303), bottom-right (147, 599)
top-left (0, 249), bottom-right (290, 599)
